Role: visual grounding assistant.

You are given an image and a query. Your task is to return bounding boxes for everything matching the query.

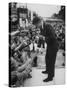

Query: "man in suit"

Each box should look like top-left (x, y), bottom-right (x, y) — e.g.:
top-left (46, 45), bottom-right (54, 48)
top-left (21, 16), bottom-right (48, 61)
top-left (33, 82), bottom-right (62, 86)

top-left (32, 18), bottom-right (58, 82)
top-left (42, 23), bottom-right (58, 82)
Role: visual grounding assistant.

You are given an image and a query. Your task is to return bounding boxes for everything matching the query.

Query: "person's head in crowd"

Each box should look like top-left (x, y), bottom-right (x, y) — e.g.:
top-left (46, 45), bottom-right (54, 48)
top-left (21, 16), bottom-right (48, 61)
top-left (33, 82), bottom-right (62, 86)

top-left (32, 17), bottom-right (42, 28)
top-left (13, 52), bottom-right (18, 60)
top-left (14, 37), bottom-right (18, 44)
top-left (19, 36), bottom-right (23, 41)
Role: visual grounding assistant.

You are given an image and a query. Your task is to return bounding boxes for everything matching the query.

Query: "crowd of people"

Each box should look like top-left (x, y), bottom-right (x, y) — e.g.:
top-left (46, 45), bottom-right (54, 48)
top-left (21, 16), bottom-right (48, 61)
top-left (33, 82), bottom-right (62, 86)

top-left (10, 31), bottom-right (32, 87)
top-left (9, 19), bottom-right (43, 87)
top-left (9, 15), bottom-right (65, 86)
top-left (53, 23), bottom-right (65, 56)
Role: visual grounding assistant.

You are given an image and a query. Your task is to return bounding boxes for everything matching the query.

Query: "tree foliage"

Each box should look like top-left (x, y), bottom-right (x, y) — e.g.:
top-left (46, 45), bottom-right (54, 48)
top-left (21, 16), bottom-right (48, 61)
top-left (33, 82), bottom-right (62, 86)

top-left (52, 6), bottom-right (65, 21)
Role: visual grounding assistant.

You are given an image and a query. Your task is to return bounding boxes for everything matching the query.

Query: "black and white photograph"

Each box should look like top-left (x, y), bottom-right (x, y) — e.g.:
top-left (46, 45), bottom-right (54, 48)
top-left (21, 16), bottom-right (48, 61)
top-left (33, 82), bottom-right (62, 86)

top-left (9, 2), bottom-right (65, 87)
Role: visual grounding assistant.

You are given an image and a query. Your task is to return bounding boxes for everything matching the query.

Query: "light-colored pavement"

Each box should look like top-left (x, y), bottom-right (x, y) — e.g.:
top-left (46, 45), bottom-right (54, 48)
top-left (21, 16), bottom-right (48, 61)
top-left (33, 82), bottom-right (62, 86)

top-left (24, 67), bottom-right (65, 86)
top-left (24, 49), bottom-right (65, 87)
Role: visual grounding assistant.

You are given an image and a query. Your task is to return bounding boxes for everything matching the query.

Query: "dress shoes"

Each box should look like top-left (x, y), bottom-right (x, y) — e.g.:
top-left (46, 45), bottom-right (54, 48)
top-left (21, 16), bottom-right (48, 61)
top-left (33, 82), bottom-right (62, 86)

top-left (43, 77), bottom-right (53, 82)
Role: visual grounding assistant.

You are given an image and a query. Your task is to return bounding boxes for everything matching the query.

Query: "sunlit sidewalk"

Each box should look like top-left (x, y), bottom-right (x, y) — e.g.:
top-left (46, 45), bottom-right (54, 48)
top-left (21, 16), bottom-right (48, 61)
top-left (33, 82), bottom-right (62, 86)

top-left (24, 67), bottom-right (65, 87)
top-left (24, 49), bottom-right (65, 87)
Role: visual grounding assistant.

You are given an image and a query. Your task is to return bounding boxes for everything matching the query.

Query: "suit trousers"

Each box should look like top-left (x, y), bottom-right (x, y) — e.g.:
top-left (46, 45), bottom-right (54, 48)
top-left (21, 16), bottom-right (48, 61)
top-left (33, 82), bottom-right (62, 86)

top-left (45, 47), bottom-right (57, 78)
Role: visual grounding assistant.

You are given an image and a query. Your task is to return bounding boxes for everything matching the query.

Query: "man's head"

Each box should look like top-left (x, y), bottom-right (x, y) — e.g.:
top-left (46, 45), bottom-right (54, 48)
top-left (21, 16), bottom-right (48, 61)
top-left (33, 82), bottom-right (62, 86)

top-left (32, 17), bottom-right (42, 28)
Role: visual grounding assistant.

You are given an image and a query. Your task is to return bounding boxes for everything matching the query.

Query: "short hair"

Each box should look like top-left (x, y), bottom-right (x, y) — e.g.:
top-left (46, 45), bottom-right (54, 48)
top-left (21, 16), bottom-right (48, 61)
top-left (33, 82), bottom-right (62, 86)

top-left (32, 17), bottom-right (41, 25)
